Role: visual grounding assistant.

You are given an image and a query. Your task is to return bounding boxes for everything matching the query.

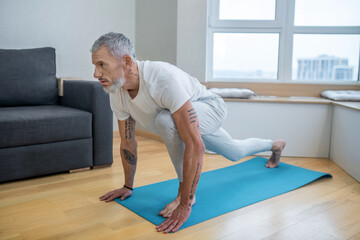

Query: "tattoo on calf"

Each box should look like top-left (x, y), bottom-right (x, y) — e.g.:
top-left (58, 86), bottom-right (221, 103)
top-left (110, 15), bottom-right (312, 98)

top-left (123, 149), bottom-right (136, 165)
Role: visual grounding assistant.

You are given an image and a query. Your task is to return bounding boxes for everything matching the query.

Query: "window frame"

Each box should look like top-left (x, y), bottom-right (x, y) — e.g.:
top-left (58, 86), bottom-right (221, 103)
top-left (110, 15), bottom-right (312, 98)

top-left (206, 0), bottom-right (360, 84)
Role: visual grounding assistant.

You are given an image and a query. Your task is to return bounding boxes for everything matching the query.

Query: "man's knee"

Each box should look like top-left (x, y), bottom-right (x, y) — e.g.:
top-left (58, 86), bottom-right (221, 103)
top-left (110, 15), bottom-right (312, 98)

top-left (155, 110), bottom-right (176, 134)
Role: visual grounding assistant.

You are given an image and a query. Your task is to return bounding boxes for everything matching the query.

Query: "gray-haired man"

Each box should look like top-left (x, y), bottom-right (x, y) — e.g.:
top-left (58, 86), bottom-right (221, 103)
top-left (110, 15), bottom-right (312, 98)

top-left (92, 32), bottom-right (286, 233)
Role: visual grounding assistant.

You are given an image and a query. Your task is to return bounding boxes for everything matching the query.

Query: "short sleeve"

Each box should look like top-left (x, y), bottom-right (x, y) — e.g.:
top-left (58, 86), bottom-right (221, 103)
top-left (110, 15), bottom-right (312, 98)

top-left (109, 93), bottom-right (130, 121)
top-left (112, 108), bottom-right (130, 121)
top-left (157, 74), bottom-right (191, 113)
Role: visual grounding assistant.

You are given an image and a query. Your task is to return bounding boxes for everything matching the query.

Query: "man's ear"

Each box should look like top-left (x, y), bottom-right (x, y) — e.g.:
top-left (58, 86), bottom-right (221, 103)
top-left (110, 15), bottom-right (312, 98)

top-left (123, 55), bottom-right (133, 69)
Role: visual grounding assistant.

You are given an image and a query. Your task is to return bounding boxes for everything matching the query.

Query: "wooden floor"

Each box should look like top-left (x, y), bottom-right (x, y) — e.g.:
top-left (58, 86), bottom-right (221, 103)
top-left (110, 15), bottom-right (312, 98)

top-left (1, 134), bottom-right (360, 240)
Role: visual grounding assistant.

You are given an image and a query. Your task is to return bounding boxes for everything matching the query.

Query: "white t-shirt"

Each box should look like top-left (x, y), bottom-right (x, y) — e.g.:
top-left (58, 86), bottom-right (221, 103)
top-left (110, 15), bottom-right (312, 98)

top-left (109, 60), bottom-right (212, 132)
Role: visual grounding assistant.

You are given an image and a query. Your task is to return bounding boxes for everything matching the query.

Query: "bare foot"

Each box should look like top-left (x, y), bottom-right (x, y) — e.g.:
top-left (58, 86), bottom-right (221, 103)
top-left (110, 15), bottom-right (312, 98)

top-left (266, 140), bottom-right (286, 168)
top-left (159, 195), bottom-right (196, 218)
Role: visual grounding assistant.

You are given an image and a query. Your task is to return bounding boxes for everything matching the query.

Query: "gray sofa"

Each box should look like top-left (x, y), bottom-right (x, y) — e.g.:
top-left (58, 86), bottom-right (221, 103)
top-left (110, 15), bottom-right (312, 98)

top-left (0, 47), bottom-right (113, 183)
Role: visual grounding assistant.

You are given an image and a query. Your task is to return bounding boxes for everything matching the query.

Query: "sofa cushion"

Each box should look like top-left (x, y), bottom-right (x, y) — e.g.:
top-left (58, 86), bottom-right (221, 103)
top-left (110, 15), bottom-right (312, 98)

top-left (0, 139), bottom-right (93, 183)
top-left (0, 48), bottom-right (58, 107)
top-left (0, 105), bottom-right (92, 148)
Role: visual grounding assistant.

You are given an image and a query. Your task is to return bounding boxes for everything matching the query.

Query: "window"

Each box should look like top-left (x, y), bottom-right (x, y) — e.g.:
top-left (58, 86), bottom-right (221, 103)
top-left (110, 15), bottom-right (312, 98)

top-left (294, 0), bottom-right (360, 26)
top-left (213, 33), bottom-right (279, 79)
top-left (207, 0), bottom-right (360, 83)
top-left (219, 0), bottom-right (276, 20)
top-left (293, 34), bottom-right (360, 81)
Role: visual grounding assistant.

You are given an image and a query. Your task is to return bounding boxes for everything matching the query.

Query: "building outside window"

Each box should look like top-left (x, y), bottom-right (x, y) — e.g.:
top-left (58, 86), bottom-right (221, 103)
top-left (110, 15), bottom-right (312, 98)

top-left (297, 55), bottom-right (353, 81)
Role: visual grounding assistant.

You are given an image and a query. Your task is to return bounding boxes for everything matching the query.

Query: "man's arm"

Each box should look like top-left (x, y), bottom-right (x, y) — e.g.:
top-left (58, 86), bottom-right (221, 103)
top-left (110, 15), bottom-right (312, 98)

top-left (156, 100), bottom-right (205, 233)
top-left (99, 117), bottom-right (138, 202)
top-left (119, 117), bottom-right (138, 189)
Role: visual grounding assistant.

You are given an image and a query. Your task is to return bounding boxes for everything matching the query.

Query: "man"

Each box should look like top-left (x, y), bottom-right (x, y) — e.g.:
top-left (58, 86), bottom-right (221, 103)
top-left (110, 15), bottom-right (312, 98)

top-left (92, 32), bottom-right (286, 233)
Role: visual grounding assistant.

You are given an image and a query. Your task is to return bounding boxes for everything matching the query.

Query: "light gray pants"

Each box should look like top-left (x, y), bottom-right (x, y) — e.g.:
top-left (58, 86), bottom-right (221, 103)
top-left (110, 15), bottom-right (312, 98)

top-left (154, 94), bottom-right (273, 182)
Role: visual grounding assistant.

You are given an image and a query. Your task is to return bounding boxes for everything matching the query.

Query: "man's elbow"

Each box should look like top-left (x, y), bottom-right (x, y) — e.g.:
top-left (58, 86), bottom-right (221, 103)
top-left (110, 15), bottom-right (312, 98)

top-left (198, 141), bottom-right (206, 154)
top-left (187, 139), bottom-right (205, 155)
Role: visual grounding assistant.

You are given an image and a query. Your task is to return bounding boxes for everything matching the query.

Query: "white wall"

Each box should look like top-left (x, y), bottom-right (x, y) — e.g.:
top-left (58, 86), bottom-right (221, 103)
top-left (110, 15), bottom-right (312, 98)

top-left (133, 0), bottom-right (177, 132)
top-left (177, 0), bottom-right (207, 82)
top-left (330, 105), bottom-right (360, 182)
top-left (135, 0), bottom-right (207, 81)
top-left (223, 101), bottom-right (333, 158)
top-left (0, 0), bottom-right (135, 81)
top-left (135, 0), bottom-right (177, 65)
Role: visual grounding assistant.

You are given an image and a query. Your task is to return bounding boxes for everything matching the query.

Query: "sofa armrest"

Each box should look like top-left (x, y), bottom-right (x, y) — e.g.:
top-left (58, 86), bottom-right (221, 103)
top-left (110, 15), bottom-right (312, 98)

top-left (60, 80), bottom-right (113, 166)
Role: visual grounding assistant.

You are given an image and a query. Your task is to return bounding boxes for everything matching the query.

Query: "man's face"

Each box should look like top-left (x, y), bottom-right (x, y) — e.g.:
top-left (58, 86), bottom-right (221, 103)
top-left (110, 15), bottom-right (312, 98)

top-left (92, 46), bottom-right (124, 93)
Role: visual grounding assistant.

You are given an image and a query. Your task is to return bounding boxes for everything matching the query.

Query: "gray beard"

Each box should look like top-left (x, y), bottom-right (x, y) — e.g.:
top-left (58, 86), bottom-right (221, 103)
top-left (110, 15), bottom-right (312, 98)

top-left (103, 78), bottom-right (125, 94)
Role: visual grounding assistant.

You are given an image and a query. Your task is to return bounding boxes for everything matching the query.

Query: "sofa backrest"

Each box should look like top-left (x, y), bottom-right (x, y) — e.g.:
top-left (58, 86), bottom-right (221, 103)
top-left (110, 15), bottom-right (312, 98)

top-left (0, 47), bottom-right (58, 107)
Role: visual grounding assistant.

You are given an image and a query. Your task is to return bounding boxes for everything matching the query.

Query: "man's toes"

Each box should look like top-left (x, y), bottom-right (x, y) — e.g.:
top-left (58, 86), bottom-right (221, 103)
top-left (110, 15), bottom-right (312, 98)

top-left (163, 210), bottom-right (173, 218)
top-left (265, 161), bottom-right (275, 168)
top-left (163, 213), bottom-right (172, 218)
top-left (159, 208), bottom-right (168, 216)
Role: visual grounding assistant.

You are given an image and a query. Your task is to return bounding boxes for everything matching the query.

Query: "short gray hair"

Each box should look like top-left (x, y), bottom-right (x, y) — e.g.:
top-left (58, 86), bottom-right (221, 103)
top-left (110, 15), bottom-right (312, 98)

top-left (91, 32), bottom-right (136, 60)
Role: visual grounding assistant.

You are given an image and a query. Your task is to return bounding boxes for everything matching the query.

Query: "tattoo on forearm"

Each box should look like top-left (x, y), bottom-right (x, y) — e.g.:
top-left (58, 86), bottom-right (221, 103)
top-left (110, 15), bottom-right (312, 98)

top-left (188, 108), bottom-right (198, 124)
top-left (124, 118), bottom-right (134, 139)
top-left (187, 163), bottom-right (200, 211)
top-left (123, 149), bottom-right (136, 165)
top-left (190, 163), bottom-right (200, 196)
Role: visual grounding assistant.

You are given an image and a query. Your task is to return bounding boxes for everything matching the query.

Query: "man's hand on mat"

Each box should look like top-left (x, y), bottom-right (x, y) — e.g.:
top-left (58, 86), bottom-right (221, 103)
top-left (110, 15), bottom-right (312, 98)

top-left (156, 203), bottom-right (191, 233)
top-left (99, 188), bottom-right (132, 202)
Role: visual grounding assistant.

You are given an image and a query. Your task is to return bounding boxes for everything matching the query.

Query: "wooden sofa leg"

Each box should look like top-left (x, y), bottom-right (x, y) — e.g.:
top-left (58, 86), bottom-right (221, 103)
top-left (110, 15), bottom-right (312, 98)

top-left (92, 164), bottom-right (112, 169)
top-left (69, 167), bottom-right (90, 173)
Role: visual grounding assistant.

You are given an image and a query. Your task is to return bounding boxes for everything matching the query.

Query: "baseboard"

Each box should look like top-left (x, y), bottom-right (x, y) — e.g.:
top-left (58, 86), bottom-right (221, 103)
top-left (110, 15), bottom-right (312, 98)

top-left (92, 164), bottom-right (112, 169)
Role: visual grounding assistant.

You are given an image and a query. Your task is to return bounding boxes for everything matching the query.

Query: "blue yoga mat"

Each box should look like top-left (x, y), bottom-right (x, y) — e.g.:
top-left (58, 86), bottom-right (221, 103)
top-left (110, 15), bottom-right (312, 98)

top-left (115, 157), bottom-right (331, 230)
